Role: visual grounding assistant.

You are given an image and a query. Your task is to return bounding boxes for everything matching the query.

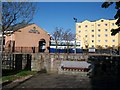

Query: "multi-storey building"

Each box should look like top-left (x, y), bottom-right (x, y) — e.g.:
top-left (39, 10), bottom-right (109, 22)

top-left (76, 19), bottom-right (120, 49)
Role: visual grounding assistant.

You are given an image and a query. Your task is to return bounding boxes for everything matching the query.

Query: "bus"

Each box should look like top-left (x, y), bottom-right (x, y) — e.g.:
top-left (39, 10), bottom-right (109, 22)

top-left (50, 40), bottom-right (83, 53)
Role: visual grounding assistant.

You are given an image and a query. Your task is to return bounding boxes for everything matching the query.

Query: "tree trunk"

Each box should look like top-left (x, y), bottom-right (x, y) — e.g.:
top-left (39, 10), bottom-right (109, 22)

top-left (1, 31), bottom-right (4, 61)
top-left (67, 41), bottom-right (69, 54)
top-left (55, 40), bottom-right (58, 53)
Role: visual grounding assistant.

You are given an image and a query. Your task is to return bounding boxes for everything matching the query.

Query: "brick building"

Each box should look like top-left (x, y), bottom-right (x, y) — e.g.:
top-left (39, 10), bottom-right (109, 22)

top-left (5, 24), bottom-right (50, 53)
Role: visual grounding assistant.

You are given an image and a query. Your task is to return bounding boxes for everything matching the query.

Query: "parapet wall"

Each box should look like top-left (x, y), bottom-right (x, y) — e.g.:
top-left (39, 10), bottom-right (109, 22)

top-left (31, 53), bottom-right (88, 74)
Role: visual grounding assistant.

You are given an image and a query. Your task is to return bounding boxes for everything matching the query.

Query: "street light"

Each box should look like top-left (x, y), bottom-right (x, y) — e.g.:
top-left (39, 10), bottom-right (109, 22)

top-left (73, 17), bottom-right (77, 54)
top-left (74, 38), bottom-right (76, 54)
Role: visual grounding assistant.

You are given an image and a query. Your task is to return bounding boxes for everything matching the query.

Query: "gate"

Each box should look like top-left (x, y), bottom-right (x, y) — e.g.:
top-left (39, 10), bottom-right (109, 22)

top-left (2, 53), bottom-right (15, 70)
top-left (2, 53), bottom-right (32, 71)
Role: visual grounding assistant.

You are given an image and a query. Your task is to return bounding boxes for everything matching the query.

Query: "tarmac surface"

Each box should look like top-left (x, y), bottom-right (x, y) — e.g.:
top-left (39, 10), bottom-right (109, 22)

top-left (2, 72), bottom-right (120, 89)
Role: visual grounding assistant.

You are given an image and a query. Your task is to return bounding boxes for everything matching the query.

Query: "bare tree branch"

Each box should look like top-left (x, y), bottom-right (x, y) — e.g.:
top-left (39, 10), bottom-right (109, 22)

top-left (52, 27), bottom-right (63, 53)
top-left (2, 2), bottom-right (36, 32)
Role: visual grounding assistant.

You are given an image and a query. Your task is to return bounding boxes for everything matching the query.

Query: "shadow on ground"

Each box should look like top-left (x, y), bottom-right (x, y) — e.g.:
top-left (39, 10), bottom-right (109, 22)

top-left (2, 69), bottom-right (21, 76)
top-left (89, 61), bottom-right (120, 89)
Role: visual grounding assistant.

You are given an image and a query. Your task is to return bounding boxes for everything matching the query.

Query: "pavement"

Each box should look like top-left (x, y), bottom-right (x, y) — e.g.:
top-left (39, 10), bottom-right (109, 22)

top-left (2, 72), bottom-right (120, 89)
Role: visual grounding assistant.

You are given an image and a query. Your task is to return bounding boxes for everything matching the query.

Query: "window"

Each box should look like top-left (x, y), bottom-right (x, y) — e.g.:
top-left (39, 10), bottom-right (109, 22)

top-left (105, 24), bottom-right (107, 26)
top-left (98, 34), bottom-right (100, 37)
top-left (112, 23), bottom-right (114, 26)
top-left (92, 40), bottom-right (94, 42)
top-left (101, 20), bottom-right (104, 22)
top-left (98, 40), bottom-right (100, 42)
top-left (105, 34), bottom-right (108, 37)
top-left (105, 29), bottom-right (108, 32)
top-left (112, 45), bottom-right (115, 47)
top-left (98, 24), bottom-right (100, 26)
top-left (85, 30), bottom-right (87, 32)
top-left (79, 30), bottom-right (81, 33)
top-left (51, 42), bottom-right (56, 46)
top-left (105, 40), bottom-right (108, 42)
top-left (105, 45), bottom-right (108, 48)
top-left (98, 29), bottom-right (101, 32)
top-left (78, 26), bottom-right (81, 28)
top-left (92, 45), bottom-right (94, 48)
top-left (92, 35), bottom-right (94, 37)
top-left (85, 35), bottom-right (87, 37)
top-left (77, 35), bottom-right (81, 39)
top-left (92, 30), bottom-right (94, 32)
top-left (112, 40), bottom-right (115, 42)
top-left (85, 25), bottom-right (88, 27)
top-left (91, 24), bottom-right (94, 26)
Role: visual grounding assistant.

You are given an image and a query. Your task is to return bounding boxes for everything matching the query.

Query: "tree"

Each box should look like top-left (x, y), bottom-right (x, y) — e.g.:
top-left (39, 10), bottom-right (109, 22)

top-left (62, 29), bottom-right (75, 53)
top-left (52, 28), bottom-right (75, 53)
top-left (52, 27), bottom-right (63, 53)
top-left (1, 2), bottom-right (36, 56)
top-left (102, 1), bottom-right (120, 35)
top-left (2, 2), bottom-right (36, 32)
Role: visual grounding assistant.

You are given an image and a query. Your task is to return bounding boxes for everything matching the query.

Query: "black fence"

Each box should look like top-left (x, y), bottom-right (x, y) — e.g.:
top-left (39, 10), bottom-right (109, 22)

top-left (2, 53), bottom-right (31, 71)
top-left (83, 49), bottom-right (119, 55)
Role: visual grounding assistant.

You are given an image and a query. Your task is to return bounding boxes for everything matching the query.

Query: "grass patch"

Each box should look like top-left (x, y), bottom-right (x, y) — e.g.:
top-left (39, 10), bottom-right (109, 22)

top-left (2, 75), bottom-right (17, 81)
top-left (15, 70), bottom-right (36, 77)
top-left (2, 70), bottom-right (37, 82)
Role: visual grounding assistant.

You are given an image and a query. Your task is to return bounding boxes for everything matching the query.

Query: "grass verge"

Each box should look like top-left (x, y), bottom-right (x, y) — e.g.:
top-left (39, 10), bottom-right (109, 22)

top-left (2, 70), bottom-right (37, 82)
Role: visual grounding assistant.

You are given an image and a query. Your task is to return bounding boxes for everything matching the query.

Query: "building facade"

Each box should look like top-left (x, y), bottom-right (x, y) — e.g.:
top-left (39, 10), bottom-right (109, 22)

top-left (76, 19), bottom-right (120, 49)
top-left (5, 24), bottom-right (50, 53)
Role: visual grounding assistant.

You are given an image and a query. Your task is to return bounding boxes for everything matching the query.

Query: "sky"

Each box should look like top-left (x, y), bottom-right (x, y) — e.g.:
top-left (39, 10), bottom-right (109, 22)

top-left (32, 2), bottom-right (116, 35)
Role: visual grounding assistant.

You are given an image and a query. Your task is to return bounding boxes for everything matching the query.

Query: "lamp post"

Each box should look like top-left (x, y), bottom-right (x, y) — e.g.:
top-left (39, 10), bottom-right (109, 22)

top-left (73, 17), bottom-right (77, 54)
top-left (74, 38), bottom-right (76, 54)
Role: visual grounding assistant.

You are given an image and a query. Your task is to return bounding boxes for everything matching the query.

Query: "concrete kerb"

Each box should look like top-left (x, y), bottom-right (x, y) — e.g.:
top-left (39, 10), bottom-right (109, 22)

top-left (2, 69), bottom-right (49, 89)
top-left (2, 74), bottom-right (34, 89)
